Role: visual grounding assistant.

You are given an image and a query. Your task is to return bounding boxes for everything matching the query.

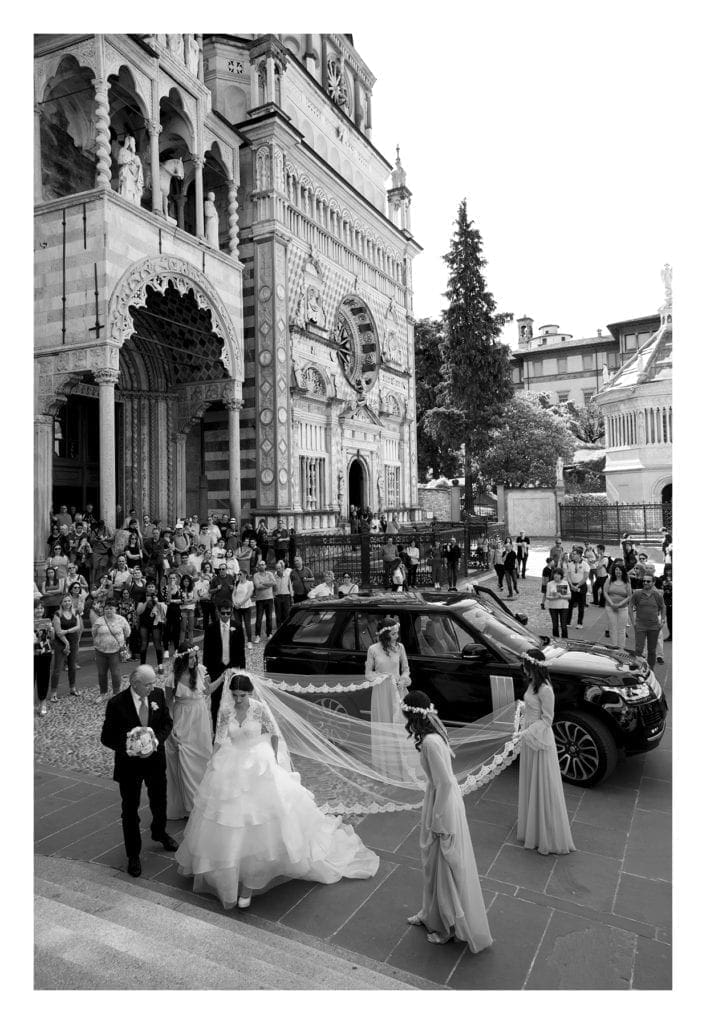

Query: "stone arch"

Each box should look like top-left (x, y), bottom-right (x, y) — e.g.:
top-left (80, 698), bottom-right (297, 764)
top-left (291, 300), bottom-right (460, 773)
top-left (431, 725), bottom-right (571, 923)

top-left (651, 475), bottom-right (672, 504)
top-left (299, 363), bottom-right (333, 399)
top-left (107, 254), bottom-right (243, 381)
top-left (39, 53), bottom-right (97, 200)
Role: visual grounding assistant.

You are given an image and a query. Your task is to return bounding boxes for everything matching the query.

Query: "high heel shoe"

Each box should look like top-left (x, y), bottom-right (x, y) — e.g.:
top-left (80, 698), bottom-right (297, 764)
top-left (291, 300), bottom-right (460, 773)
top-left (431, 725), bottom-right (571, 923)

top-left (427, 932), bottom-right (452, 944)
top-left (407, 912), bottom-right (424, 926)
top-left (237, 894), bottom-right (252, 909)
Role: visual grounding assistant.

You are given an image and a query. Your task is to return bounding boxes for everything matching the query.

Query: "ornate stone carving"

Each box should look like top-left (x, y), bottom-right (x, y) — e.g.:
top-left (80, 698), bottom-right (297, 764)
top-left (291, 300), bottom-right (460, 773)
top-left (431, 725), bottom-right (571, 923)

top-left (204, 191), bottom-right (219, 248)
top-left (255, 146), bottom-right (271, 191)
top-left (94, 368), bottom-right (120, 387)
top-left (117, 135), bottom-right (144, 205)
top-left (107, 255), bottom-right (243, 380)
top-left (301, 366), bottom-right (326, 395)
top-left (227, 179), bottom-right (239, 254)
top-left (93, 77), bottom-right (112, 189)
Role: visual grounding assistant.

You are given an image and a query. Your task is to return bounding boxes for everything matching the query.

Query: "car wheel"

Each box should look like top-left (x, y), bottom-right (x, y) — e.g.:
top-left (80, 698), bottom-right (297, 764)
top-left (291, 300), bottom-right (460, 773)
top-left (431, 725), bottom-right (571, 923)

top-left (312, 695), bottom-right (353, 745)
top-left (553, 713), bottom-right (619, 787)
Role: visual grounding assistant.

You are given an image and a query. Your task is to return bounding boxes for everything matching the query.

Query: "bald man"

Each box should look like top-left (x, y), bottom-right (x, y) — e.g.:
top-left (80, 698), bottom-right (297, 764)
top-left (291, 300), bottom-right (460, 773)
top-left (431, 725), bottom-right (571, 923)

top-left (100, 665), bottom-right (177, 878)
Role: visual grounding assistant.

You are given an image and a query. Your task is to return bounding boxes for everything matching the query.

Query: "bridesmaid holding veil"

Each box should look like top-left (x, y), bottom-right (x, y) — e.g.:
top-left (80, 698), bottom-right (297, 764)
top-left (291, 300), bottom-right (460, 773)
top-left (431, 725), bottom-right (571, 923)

top-left (517, 649), bottom-right (575, 855)
top-left (164, 643), bottom-right (214, 820)
top-left (401, 691), bottom-right (492, 952)
top-left (365, 617), bottom-right (420, 784)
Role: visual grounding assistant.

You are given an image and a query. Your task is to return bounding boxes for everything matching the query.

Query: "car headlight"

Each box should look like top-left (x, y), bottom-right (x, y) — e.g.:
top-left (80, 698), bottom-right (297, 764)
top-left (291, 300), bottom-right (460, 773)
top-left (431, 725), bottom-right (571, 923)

top-left (648, 672), bottom-right (663, 700)
top-left (602, 683), bottom-right (652, 702)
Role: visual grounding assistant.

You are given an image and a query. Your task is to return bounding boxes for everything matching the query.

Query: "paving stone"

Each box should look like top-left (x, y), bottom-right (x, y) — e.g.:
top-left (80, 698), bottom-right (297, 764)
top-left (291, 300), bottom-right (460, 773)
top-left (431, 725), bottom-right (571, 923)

top-left (478, 764), bottom-right (519, 806)
top-left (355, 810), bottom-right (419, 854)
top-left (573, 784), bottom-right (637, 832)
top-left (614, 874), bottom-right (672, 930)
top-left (624, 809), bottom-right (671, 882)
top-left (569, 821), bottom-right (628, 860)
top-left (35, 794), bottom-right (78, 819)
top-left (632, 935), bottom-right (672, 990)
top-left (394, 826), bottom-right (421, 861)
top-left (464, 820), bottom-right (511, 876)
top-left (641, 747), bottom-right (671, 782)
top-left (34, 792), bottom-right (120, 840)
top-left (636, 777), bottom-right (672, 814)
top-left (239, 877), bottom-right (320, 923)
top-left (546, 850), bottom-right (621, 913)
top-left (448, 894), bottom-right (550, 989)
top-left (386, 921), bottom-right (467, 985)
top-left (281, 859), bottom-right (397, 939)
top-left (34, 805), bottom-right (125, 855)
top-left (468, 799), bottom-right (518, 830)
top-left (334, 863), bottom-right (421, 960)
top-left (487, 843), bottom-right (557, 892)
top-left (608, 755), bottom-right (646, 789)
top-left (525, 909), bottom-right (634, 989)
top-left (513, 888), bottom-right (658, 940)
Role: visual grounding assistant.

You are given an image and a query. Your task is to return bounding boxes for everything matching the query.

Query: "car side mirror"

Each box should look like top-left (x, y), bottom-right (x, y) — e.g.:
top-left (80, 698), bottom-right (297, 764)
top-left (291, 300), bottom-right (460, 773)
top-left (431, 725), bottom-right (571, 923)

top-left (462, 643), bottom-right (489, 660)
top-left (514, 612), bottom-right (529, 625)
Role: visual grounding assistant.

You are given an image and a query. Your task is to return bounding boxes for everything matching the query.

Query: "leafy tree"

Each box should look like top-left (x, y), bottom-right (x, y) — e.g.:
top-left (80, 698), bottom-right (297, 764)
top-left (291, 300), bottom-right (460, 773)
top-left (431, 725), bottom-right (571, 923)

top-left (414, 318), bottom-right (461, 479)
top-left (534, 392), bottom-right (605, 444)
top-left (479, 393), bottom-right (576, 488)
top-left (424, 200), bottom-right (513, 512)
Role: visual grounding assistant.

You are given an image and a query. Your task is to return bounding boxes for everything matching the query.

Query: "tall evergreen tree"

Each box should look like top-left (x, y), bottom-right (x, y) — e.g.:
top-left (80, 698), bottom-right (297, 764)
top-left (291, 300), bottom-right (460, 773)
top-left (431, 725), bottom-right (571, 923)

top-left (424, 200), bottom-right (514, 512)
top-left (414, 317), bottom-right (462, 480)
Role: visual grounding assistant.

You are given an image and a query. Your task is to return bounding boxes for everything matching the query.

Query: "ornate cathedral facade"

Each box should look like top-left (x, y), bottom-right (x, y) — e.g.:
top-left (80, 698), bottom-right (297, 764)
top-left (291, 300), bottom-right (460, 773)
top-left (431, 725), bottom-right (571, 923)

top-left (34, 33), bottom-right (422, 560)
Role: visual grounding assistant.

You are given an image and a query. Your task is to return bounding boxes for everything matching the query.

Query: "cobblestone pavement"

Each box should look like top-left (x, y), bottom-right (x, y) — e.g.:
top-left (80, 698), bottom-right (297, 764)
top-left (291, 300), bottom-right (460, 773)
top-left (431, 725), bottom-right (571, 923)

top-left (35, 555), bottom-right (672, 989)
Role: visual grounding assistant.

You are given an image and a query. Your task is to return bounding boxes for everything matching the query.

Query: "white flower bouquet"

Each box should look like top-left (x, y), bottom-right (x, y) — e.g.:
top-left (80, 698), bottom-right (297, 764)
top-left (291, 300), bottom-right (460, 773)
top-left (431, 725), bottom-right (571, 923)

top-left (126, 726), bottom-right (159, 757)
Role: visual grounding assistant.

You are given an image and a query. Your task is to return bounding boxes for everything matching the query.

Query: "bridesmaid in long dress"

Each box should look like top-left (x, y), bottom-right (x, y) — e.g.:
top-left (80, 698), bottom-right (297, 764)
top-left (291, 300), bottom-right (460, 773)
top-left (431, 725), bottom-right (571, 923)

top-left (517, 649), bottom-right (575, 855)
top-left (164, 643), bottom-right (214, 820)
top-left (365, 617), bottom-right (419, 783)
top-left (401, 691), bottom-right (492, 951)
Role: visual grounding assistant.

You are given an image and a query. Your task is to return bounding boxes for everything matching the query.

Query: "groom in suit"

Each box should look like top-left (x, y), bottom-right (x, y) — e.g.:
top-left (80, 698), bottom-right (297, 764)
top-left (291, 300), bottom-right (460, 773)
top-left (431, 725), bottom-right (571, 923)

top-left (203, 600), bottom-right (246, 735)
top-left (100, 665), bottom-right (178, 878)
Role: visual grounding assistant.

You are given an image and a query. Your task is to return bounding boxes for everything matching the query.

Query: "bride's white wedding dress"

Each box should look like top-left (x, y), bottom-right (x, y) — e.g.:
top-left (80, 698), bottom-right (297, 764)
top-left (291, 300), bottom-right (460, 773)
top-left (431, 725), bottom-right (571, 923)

top-left (175, 697), bottom-right (379, 908)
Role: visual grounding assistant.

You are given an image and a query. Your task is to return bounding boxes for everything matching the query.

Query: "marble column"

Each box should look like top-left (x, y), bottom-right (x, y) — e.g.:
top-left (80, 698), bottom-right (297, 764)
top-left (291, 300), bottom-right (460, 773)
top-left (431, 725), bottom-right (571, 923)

top-left (93, 77), bottom-right (112, 189)
top-left (34, 413), bottom-right (55, 568)
top-left (174, 431), bottom-right (187, 519)
top-left (225, 398), bottom-right (243, 522)
top-left (95, 368), bottom-right (119, 528)
top-left (34, 103), bottom-right (43, 202)
top-left (192, 154), bottom-right (205, 238)
top-left (147, 120), bottom-right (163, 215)
top-left (266, 55), bottom-right (276, 103)
top-left (227, 179), bottom-right (239, 254)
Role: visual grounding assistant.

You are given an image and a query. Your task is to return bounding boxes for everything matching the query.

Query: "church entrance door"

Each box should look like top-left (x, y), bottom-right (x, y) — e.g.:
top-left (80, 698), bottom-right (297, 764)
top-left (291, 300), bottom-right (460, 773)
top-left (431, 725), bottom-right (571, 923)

top-left (349, 458), bottom-right (365, 515)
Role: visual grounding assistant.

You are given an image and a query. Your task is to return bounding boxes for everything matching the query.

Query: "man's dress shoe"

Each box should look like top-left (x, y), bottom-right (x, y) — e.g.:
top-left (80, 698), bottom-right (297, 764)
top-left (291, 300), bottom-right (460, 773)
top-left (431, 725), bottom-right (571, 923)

top-left (127, 856), bottom-right (142, 878)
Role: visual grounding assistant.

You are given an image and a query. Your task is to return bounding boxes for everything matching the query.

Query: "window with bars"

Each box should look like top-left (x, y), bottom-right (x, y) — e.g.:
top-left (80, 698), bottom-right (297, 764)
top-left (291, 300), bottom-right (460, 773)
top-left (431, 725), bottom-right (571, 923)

top-left (384, 465), bottom-right (401, 508)
top-left (299, 456), bottom-right (326, 510)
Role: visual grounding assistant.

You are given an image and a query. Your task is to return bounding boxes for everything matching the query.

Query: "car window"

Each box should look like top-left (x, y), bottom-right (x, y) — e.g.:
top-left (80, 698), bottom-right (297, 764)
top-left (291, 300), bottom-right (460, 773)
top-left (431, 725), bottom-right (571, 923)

top-left (356, 612), bottom-right (382, 652)
top-left (287, 609), bottom-right (338, 645)
top-left (462, 601), bottom-right (534, 658)
top-left (413, 613), bottom-right (468, 658)
top-left (339, 613), bottom-right (356, 651)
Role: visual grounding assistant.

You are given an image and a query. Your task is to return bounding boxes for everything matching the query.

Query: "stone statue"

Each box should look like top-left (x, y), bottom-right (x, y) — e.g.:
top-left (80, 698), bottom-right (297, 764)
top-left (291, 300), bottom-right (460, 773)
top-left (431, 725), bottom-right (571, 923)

top-left (117, 134), bottom-right (144, 205)
top-left (204, 191), bottom-right (219, 248)
top-left (167, 34), bottom-right (184, 61)
top-left (602, 363), bottom-right (610, 385)
top-left (555, 456), bottom-right (564, 485)
top-left (306, 286), bottom-right (326, 328)
top-left (185, 34), bottom-right (200, 75)
top-left (661, 263), bottom-right (672, 304)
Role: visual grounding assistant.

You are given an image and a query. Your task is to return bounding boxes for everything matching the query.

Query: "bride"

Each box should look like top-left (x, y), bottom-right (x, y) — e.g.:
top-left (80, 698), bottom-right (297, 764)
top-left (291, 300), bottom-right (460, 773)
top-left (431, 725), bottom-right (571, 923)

top-left (175, 671), bottom-right (379, 909)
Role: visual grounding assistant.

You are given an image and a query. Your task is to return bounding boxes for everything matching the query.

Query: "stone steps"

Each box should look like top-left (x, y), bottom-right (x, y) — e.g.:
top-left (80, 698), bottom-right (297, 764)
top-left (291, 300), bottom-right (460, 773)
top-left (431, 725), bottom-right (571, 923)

top-left (35, 856), bottom-right (415, 990)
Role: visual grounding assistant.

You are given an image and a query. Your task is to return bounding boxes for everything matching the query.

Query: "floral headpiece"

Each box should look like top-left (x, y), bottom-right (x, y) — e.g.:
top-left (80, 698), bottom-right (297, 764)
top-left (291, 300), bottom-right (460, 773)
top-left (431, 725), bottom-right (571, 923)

top-left (522, 652), bottom-right (543, 667)
top-left (377, 624), bottom-right (398, 637)
top-left (177, 645), bottom-right (199, 659)
top-left (400, 701), bottom-right (438, 717)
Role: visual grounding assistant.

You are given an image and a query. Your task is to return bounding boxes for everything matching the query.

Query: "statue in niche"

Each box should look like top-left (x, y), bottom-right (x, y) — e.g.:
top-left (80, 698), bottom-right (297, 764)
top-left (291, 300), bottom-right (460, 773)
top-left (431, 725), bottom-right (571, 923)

top-left (555, 456), bottom-right (564, 485)
top-left (167, 34), bottom-right (184, 61)
top-left (292, 285), bottom-right (307, 330)
top-left (204, 191), bottom-right (219, 248)
top-left (306, 286), bottom-right (326, 328)
top-left (185, 34), bottom-right (200, 75)
top-left (117, 134), bottom-right (144, 205)
top-left (602, 363), bottom-right (610, 385)
top-left (256, 148), bottom-right (271, 191)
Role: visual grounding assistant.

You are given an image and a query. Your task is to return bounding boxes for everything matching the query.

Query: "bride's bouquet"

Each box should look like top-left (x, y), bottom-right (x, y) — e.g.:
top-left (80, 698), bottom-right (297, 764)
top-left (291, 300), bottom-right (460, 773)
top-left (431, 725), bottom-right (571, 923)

top-left (126, 726), bottom-right (159, 757)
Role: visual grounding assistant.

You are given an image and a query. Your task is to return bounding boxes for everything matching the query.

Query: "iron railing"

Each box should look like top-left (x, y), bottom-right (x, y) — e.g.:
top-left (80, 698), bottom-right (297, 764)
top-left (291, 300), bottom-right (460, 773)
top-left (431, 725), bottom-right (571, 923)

top-left (559, 502), bottom-right (672, 543)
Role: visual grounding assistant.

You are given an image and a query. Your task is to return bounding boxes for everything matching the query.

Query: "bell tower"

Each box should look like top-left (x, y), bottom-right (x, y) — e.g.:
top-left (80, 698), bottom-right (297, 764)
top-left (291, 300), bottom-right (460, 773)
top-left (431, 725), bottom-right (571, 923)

top-left (517, 315), bottom-right (534, 349)
top-left (387, 146), bottom-right (412, 233)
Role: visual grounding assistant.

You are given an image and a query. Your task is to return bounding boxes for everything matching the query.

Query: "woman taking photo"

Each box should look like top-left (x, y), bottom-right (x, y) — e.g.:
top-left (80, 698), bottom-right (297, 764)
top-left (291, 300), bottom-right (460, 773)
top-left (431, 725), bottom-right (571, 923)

top-left (401, 690), bottom-right (492, 951)
top-left (517, 650), bottom-right (574, 855)
top-left (50, 595), bottom-right (81, 701)
top-left (91, 597), bottom-right (131, 701)
top-left (165, 643), bottom-right (214, 820)
top-left (604, 562), bottom-right (632, 648)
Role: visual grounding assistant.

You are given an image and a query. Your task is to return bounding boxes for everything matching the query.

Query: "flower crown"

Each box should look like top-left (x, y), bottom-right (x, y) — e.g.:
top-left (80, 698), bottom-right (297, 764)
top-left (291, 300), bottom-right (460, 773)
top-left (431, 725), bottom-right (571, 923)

top-left (522, 652), bottom-right (543, 667)
top-left (177, 645), bottom-right (199, 659)
top-left (378, 624), bottom-right (398, 637)
top-left (400, 701), bottom-right (438, 717)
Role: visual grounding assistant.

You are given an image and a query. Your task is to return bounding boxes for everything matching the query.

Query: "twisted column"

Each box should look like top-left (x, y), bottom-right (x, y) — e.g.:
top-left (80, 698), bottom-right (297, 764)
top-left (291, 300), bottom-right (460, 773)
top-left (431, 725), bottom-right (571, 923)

top-left (95, 368), bottom-right (120, 527)
top-left (94, 78), bottom-right (112, 189)
top-left (192, 153), bottom-right (205, 238)
top-left (227, 179), bottom-right (239, 254)
top-left (147, 120), bottom-right (163, 215)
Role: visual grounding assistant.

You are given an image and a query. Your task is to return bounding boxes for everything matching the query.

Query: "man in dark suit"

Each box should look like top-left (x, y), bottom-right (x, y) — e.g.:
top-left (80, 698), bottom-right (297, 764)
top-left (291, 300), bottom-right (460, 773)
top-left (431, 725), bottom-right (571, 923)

top-left (100, 665), bottom-right (177, 878)
top-left (203, 600), bottom-right (245, 734)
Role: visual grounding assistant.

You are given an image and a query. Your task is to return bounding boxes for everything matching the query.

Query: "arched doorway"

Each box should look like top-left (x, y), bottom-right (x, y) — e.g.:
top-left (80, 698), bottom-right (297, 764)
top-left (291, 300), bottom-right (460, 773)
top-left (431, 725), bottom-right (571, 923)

top-left (661, 483), bottom-right (672, 504)
top-left (348, 458), bottom-right (365, 515)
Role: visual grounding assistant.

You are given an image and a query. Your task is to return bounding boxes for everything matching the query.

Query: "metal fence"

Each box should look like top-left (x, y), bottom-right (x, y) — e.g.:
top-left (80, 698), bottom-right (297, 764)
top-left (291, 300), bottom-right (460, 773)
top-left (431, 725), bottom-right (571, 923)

top-left (297, 521), bottom-right (502, 588)
top-left (559, 502), bottom-right (672, 544)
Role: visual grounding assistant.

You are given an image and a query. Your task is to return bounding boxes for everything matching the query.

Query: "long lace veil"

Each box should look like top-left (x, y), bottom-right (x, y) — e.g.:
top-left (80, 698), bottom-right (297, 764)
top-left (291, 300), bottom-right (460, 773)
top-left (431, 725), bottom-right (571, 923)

top-left (214, 668), bottom-right (523, 814)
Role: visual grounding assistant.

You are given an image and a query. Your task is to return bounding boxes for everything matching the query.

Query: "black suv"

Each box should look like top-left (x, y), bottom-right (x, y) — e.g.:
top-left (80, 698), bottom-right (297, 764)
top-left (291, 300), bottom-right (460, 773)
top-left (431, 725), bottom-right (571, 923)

top-left (264, 587), bottom-right (668, 788)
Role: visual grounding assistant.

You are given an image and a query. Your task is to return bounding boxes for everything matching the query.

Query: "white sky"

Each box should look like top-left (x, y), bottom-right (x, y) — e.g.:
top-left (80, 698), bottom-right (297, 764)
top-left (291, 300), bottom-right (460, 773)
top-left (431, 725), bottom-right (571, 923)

top-left (356, 2), bottom-right (678, 349)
